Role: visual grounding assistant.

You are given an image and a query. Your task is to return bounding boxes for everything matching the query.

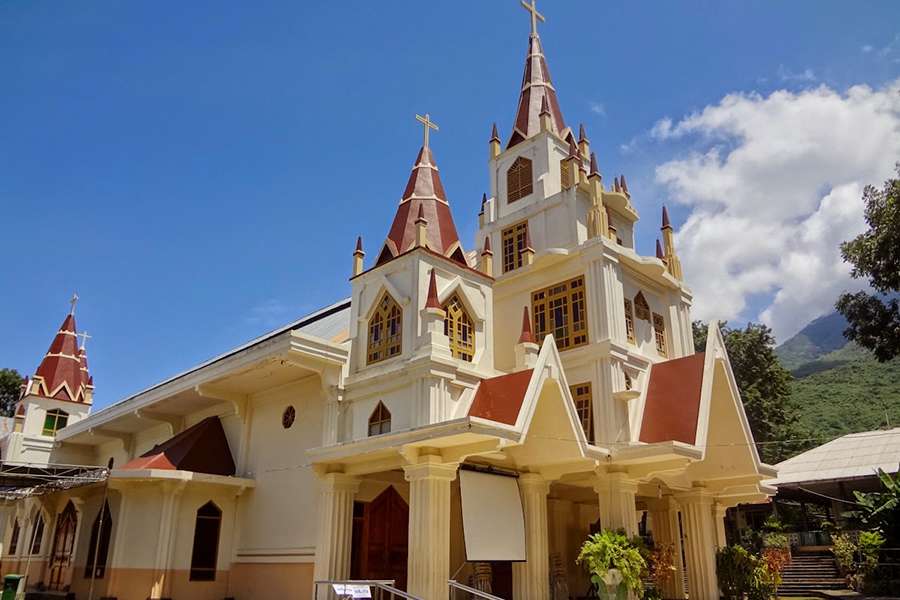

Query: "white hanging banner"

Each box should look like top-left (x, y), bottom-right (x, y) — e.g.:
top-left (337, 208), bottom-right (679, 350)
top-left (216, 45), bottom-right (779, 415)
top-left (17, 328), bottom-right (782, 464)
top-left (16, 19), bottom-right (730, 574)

top-left (459, 469), bottom-right (526, 562)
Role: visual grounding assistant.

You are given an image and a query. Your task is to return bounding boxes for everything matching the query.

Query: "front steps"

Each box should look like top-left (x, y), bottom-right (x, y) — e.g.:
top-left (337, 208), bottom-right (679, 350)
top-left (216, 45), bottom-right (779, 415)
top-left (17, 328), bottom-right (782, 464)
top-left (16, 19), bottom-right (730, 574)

top-left (777, 551), bottom-right (847, 596)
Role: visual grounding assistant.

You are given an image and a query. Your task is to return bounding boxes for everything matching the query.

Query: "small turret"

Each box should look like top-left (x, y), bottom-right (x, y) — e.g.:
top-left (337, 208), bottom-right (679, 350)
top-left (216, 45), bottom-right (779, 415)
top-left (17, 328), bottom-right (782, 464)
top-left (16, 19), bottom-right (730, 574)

top-left (578, 123), bottom-right (590, 158)
top-left (586, 152), bottom-right (609, 239)
top-left (621, 174), bottom-right (630, 197)
top-left (515, 307), bottom-right (539, 370)
top-left (489, 123), bottom-right (501, 159)
top-left (415, 204), bottom-right (428, 248)
top-left (352, 236), bottom-right (365, 276)
top-left (539, 95), bottom-right (553, 133)
top-left (478, 192), bottom-right (488, 227)
top-left (660, 206), bottom-right (683, 280)
top-left (479, 236), bottom-right (494, 277)
top-left (563, 137), bottom-right (581, 190)
top-left (421, 269), bottom-right (451, 359)
top-left (656, 238), bottom-right (665, 260)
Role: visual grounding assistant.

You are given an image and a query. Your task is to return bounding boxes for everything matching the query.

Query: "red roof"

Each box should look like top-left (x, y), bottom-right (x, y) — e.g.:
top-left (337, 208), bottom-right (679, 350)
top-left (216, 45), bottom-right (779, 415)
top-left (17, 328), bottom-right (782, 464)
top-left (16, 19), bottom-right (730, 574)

top-left (468, 369), bottom-right (534, 426)
top-left (120, 416), bottom-right (236, 476)
top-left (507, 34), bottom-right (568, 148)
top-left (639, 353), bottom-right (706, 445)
top-left (32, 312), bottom-right (91, 403)
top-left (377, 146), bottom-right (466, 267)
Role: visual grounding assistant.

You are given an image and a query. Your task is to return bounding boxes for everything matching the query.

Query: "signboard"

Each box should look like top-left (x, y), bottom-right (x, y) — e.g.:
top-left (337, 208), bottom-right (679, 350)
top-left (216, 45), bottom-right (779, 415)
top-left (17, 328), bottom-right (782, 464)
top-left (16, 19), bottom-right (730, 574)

top-left (459, 469), bottom-right (527, 561)
top-left (331, 584), bottom-right (373, 598)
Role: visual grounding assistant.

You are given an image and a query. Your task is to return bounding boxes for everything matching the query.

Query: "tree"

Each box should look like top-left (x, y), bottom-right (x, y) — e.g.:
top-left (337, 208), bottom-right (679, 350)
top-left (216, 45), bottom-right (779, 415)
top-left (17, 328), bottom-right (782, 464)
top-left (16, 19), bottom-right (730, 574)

top-left (854, 468), bottom-right (900, 545)
top-left (693, 321), bottom-right (803, 463)
top-left (0, 368), bottom-right (24, 417)
top-left (836, 164), bottom-right (900, 362)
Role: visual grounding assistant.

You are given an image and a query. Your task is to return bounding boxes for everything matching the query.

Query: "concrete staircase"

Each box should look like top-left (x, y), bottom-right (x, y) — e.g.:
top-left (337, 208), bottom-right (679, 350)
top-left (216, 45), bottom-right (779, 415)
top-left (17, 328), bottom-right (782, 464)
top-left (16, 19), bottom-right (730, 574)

top-left (777, 551), bottom-right (847, 595)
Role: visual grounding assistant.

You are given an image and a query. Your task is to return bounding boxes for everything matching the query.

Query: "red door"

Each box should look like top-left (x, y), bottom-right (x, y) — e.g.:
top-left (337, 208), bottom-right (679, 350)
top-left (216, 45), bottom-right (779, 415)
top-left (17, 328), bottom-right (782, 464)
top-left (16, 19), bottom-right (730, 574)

top-left (351, 486), bottom-right (409, 589)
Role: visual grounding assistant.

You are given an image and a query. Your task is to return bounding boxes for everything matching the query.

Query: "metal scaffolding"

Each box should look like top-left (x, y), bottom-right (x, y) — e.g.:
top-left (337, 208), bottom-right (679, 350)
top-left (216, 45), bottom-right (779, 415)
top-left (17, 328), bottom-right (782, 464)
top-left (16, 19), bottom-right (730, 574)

top-left (0, 461), bottom-right (109, 500)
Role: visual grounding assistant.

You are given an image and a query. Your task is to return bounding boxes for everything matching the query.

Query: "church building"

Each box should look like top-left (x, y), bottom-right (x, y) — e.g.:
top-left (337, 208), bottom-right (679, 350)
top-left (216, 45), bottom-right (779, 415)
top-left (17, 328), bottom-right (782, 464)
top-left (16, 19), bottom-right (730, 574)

top-left (0, 3), bottom-right (775, 599)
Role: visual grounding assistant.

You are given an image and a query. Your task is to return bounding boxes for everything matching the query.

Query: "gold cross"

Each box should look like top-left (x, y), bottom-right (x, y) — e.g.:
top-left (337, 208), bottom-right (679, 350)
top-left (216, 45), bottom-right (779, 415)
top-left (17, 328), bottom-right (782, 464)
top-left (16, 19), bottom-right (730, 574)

top-left (77, 331), bottom-right (91, 350)
top-left (415, 113), bottom-right (439, 149)
top-left (520, 0), bottom-right (545, 36)
top-left (69, 292), bottom-right (79, 315)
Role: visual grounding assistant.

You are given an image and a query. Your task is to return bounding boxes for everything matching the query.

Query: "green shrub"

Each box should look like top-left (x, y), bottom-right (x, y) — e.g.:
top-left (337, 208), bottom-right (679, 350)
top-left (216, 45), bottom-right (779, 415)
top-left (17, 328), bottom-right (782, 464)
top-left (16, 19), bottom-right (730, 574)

top-left (831, 533), bottom-right (856, 575)
top-left (576, 530), bottom-right (647, 598)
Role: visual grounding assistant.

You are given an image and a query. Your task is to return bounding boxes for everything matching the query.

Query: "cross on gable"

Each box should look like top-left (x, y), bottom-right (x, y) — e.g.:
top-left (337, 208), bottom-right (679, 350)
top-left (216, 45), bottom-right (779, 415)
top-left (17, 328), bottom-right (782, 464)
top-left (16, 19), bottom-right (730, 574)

top-left (77, 331), bottom-right (91, 350)
top-left (520, 0), bottom-right (545, 36)
top-left (415, 113), bottom-right (439, 149)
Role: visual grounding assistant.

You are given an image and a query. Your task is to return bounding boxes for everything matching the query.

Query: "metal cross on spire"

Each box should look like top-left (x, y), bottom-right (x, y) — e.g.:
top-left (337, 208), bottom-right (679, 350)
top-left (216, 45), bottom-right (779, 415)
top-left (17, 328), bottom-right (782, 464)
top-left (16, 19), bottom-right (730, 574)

top-left (415, 113), bottom-right (439, 150)
top-left (69, 292), bottom-right (79, 315)
top-left (77, 331), bottom-right (91, 351)
top-left (520, 0), bottom-right (545, 36)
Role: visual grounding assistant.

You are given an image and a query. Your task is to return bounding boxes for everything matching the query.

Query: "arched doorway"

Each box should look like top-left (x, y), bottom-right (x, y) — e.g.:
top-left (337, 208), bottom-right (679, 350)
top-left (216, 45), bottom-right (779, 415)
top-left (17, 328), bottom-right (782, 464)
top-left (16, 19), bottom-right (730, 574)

top-left (351, 486), bottom-right (409, 589)
top-left (48, 501), bottom-right (78, 590)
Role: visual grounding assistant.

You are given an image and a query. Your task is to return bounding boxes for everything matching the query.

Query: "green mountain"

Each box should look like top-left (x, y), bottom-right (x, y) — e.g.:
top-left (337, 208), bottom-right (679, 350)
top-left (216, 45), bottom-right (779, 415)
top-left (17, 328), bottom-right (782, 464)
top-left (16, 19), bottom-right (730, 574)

top-left (776, 312), bottom-right (900, 444)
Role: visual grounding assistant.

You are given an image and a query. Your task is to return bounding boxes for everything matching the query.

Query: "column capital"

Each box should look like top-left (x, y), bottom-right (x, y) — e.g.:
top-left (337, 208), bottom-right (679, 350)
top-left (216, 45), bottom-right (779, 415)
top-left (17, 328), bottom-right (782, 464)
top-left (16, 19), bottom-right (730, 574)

top-left (518, 472), bottom-right (550, 495)
top-left (675, 485), bottom-right (715, 506)
top-left (403, 456), bottom-right (458, 483)
top-left (592, 471), bottom-right (639, 495)
top-left (645, 495), bottom-right (679, 513)
top-left (317, 472), bottom-right (361, 493)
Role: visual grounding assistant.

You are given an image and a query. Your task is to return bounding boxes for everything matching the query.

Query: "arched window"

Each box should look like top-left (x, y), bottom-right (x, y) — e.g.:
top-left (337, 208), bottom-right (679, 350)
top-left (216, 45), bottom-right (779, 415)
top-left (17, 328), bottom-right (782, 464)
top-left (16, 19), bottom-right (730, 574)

top-left (9, 519), bottom-right (20, 555)
top-left (633, 292), bottom-right (651, 321)
top-left (84, 501), bottom-right (112, 579)
top-left (367, 293), bottom-right (402, 364)
top-left (652, 313), bottom-right (668, 357)
top-left (190, 501), bottom-right (222, 581)
top-left (29, 513), bottom-right (44, 555)
top-left (368, 402), bottom-right (391, 437)
top-left (42, 409), bottom-right (69, 436)
top-left (507, 157), bottom-right (533, 203)
top-left (443, 294), bottom-right (474, 362)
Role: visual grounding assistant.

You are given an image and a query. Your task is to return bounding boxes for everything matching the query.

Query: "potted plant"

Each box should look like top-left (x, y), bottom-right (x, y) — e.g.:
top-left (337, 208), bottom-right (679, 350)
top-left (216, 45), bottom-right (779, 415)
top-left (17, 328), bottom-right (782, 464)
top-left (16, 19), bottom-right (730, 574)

top-left (577, 530), bottom-right (647, 600)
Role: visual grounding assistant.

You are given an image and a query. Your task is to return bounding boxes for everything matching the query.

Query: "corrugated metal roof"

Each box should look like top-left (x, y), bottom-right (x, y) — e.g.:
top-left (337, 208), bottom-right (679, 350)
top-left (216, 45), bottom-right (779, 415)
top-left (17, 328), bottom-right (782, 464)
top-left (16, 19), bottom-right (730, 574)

top-left (770, 428), bottom-right (900, 486)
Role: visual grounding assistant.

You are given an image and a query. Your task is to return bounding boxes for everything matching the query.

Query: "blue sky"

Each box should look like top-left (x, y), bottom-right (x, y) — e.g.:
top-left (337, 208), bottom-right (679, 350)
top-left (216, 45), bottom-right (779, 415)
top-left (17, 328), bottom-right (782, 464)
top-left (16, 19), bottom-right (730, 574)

top-left (3, 1), bottom-right (899, 408)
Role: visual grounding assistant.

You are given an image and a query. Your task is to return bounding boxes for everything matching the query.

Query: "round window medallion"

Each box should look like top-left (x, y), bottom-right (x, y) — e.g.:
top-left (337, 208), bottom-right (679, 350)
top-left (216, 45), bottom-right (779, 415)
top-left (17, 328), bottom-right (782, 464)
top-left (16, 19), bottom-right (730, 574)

top-left (282, 406), bottom-right (296, 429)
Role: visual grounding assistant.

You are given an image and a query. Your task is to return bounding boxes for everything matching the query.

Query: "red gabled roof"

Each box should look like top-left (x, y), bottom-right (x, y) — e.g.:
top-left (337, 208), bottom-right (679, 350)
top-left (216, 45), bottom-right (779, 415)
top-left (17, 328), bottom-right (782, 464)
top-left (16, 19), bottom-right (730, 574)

top-left (507, 34), bottom-right (568, 148)
top-left (468, 369), bottom-right (534, 426)
top-left (377, 145), bottom-right (466, 267)
top-left (120, 416), bottom-right (236, 476)
top-left (639, 353), bottom-right (705, 445)
top-left (32, 312), bottom-right (91, 403)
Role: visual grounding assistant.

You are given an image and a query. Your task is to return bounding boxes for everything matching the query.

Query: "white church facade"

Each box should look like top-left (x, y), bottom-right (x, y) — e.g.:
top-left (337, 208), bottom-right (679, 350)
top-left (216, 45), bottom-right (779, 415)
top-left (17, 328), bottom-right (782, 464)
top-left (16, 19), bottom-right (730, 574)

top-left (0, 4), bottom-right (775, 599)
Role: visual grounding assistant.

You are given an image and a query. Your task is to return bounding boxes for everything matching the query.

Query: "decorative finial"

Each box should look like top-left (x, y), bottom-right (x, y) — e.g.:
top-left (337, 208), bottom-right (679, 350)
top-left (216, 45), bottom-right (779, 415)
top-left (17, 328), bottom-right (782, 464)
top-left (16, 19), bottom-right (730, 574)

top-left (539, 94), bottom-right (551, 116)
top-left (416, 203), bottom-right (427, 223)
top-left (425, 269), bottom-right (441, 309)
top-left (69, 292), bottom-right (79, 316)
top-left (520, 0), bottom-right (545, 36)
top-left (579, 123), bottom-right (588, 142)
top-left (490, 123), bottom-right (500, 142)
top-left (518, 307), bottom-right (535, 344)
top-left (77, 330), bottom-right (92, 351)
top-left (589, 152), bottom-right (599, 176)
top-left (355, 236), bottom-right (364, 254)
top-left (482, 235), bottom-right (493, 255)
top-left (621, 175), bottom-right (629, 194)
top-left (415, 113), bottom-right (439, 149)
top-left (567, 136), bottom-right (579, 158)
top-left (662, 205), bottom-right (671, 229)
top-left (656, 239), bottom-right (665, 259)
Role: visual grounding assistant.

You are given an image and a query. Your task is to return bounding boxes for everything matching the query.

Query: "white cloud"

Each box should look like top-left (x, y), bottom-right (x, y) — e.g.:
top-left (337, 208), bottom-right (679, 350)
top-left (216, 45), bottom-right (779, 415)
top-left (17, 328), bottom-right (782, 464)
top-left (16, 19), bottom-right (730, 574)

top-left (653, 80), bottom-right (900, 341)
top-left (777, 65), bottom-right (816, 82)
top-left (589, 101), bottom-right (606, 117)
top-left (862, 44), bottom-right (874, 53)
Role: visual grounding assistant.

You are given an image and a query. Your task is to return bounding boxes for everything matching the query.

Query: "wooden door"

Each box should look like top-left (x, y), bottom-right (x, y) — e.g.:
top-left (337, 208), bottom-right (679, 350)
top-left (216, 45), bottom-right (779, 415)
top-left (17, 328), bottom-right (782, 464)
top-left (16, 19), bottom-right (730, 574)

top-left (48, 501), bottom-right (78, 590)
top-left (351, 486), bottom-right (409, 589)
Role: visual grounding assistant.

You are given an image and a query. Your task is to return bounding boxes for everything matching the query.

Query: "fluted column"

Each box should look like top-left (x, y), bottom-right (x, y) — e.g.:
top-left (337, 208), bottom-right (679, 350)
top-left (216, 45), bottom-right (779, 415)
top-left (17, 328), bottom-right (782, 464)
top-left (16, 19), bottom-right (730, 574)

top-left (593, 472), bottom-right (639, 537)
top-left (647, 497), bottom-right (686, 600)
top-left (404, 457), bottom-right (458, 600)
top-left (513, 473), bottom-right (550, 600)
top-left (313, 473), bottom-right (360, 600)
top-left (713, 502), bottom-right (728, 548)
top-left (677, 488), bottom-right (718, 600)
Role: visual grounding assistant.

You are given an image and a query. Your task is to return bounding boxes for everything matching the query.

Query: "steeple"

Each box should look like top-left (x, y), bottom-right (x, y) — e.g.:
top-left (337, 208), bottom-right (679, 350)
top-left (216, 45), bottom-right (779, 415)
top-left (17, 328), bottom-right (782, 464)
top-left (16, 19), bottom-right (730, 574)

top-left (660, 206), bottom-right (684, 280)
top-left (376, 116), bottom-right (466, 268)
top-left (30, 296), bottom-right (93, 403)
top-left (507, 0), bottom-right (568, 148)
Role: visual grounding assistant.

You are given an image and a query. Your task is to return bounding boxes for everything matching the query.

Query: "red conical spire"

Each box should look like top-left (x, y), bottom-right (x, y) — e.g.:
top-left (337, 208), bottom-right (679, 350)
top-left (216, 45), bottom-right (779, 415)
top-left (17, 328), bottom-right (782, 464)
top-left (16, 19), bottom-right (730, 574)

top-left (656, 239), bottom-right (665, 259)
top-left (482, 235), bottom-right (493, 255)
top-left (661, 205), bottom-right (672, 229)
top-left (355, 236), bottom-right (364, 254)
top-left (507, 30), bottom-right (568, 148)
top-left (425, 269), bottom-right (442, 309)
top-left (579, 123), bottom-right (588, 143)
top-left (490, 122), bottom-right (500, 143)
top-left (518, 307), bottom-right (535, 344)
top-left (377, 143), bottom-right (466, 267)
top-left (32, 299), bottom-right (91, 403)
top-left (589, 152), bottom-right (600, 177)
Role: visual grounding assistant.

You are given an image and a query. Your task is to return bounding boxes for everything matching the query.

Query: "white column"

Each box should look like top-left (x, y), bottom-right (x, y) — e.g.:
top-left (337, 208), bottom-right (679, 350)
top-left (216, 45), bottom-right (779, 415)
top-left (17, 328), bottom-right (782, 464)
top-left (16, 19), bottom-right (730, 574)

top-left (713, 502), bottom-right (728, 549)
top-left (593, 472), bottom-right (639, 537)
top-left (513, 473), bottom-right (550, 600)
top-left (150, 481), bottom-right (185, 600)
top-left (677, 488), bottom-right (719, 600)
top-left (404, 457), bottom-right (457, 600)
top-left (647, 497), bottom-right (686, 600)
top-left (313, 473), bottom-right (360, 600)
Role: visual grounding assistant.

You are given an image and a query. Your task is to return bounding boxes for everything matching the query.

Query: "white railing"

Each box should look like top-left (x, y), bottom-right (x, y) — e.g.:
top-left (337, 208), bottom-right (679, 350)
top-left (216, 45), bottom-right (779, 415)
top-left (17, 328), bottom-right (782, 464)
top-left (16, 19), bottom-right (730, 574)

top-left (448, 579), bottom-right (506, 600)
top-left (314, 579), bottom-right (424, 600)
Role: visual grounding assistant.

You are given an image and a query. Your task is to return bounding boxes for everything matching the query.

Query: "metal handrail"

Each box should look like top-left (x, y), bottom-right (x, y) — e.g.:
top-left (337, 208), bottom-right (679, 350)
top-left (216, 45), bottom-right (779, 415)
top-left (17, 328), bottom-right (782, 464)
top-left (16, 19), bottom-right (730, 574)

top-left (448, 579), bottom-right (506, 600)
top-left (314, 579), bottom-right (424, 600)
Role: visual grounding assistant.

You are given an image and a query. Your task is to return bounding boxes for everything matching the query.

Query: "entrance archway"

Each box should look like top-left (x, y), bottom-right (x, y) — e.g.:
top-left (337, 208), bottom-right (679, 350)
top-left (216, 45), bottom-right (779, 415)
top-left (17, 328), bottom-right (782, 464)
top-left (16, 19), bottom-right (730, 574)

top-left (48, 501), bottom-right (78, 590)
top-left (351, 486), bottom-right (409, 589)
